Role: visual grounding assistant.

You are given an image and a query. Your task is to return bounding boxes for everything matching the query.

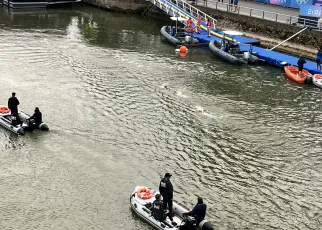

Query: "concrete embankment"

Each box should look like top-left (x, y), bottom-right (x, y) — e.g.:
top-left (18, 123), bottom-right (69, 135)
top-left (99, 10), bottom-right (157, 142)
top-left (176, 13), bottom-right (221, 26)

top-left (81, 0), bottom-right (321, 58)
top-left (82, 0), bottom-right (148, 13)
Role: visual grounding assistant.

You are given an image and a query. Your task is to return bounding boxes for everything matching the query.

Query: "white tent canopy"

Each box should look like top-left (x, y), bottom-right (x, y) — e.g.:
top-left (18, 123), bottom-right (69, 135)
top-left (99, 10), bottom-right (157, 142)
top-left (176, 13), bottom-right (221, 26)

top-left (223, 30), bottom-right (244, 36)
top-left (170, 16), bottom-right (187, 22)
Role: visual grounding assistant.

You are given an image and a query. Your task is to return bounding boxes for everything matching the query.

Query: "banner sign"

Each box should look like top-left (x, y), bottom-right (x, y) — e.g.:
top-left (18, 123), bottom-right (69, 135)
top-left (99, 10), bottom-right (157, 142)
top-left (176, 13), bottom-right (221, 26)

top-left (269, 0), bottom-right (313, 8)
top-left (299, 5), bottom-right (322, 17)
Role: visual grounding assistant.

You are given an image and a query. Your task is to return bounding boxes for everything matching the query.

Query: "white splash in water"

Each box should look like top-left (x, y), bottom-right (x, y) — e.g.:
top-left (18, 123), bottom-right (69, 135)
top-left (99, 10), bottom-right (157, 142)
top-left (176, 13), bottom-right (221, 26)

top-left (176, 88), bottom-right (188, 98)
top-left (196, 106), bottom-right (217, 119)
top-left (196, 106), bottom-right (205, 112)
top-left (114, 55), bottom-right (124, 61)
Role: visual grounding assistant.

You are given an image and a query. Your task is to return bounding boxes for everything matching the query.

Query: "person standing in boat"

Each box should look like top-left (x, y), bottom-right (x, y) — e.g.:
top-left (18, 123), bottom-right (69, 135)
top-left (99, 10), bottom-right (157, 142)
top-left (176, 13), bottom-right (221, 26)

top-left (206, 19), bottom-right (212, 38)
top-left (185, 197), bottom-right (207, 226)
top-left (159, 173), bottom-right (174, 217)
top-left (8, 92), bottom-right (20, 115)
top-left (297, 56), bottom-right (307, 75)
top-left (28, 107), bottom-right (42, 127)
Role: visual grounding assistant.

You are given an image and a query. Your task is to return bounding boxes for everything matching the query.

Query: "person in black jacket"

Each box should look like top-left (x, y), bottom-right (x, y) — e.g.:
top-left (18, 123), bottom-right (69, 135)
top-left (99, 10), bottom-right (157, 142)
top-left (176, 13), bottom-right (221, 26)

top-left (159, 173), bottom-right (174, 218)
top-left (297, 56), bottom-right (306, 75)
top-left (186, 197), bottom-right (207, 225)
top-left (151, 194), bottom-right (165, 222)
top-left (28, 107), bottom-right (42, 125)
top-left (151, 194), bottom-right (176, 224)
top-left (8, 92), bottom-right (20, 115)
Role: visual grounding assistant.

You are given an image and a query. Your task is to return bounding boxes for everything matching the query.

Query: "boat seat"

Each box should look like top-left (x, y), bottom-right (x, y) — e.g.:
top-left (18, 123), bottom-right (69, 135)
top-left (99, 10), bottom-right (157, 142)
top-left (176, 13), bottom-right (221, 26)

top-left (229, 48), bottom-right (239, 54)
top-left (176, 32), bottom-right (185, 37)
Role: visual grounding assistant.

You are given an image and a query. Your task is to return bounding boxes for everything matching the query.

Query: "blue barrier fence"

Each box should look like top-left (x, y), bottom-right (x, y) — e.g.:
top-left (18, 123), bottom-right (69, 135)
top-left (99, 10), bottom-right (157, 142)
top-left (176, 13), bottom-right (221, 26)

top-left (252, 0), bottom-right (322, 9)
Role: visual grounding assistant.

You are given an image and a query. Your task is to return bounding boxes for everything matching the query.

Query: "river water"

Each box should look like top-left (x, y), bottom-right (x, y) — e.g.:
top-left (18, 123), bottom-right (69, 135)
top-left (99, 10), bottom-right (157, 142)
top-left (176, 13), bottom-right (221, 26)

top-left (0, 4), bottom-right (321, 230)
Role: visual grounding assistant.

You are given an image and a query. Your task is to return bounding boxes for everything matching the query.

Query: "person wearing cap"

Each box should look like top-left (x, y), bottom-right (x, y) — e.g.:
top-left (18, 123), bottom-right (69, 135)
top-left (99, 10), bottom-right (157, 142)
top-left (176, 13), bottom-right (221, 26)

top-left (8, 92), bottom-right (20, 115)
top-left (28, 107), bottom-right (42, 126)
top-left (159, 173), bottom-right (174, 217)
top-left (186, 197), bottom-right (207, 225)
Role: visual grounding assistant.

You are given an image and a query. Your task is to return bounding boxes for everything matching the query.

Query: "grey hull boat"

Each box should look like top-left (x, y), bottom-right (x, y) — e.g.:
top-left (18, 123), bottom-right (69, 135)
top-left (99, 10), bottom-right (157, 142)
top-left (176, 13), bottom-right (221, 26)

top-left (160, 26), bottom-right (200, 46)
top-left (209, 40), bottom-right (260, 64)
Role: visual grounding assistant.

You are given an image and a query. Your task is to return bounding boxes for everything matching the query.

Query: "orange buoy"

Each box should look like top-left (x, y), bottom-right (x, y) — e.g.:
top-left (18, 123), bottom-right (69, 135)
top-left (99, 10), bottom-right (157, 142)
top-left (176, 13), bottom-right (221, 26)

top-left (136, 187), bottom-right (153, 200)
top-left (0, 106), bottom-right (10, 114)
top-left (179, 46), bottom-right (187, 53)
top-left (179, 52), bottom-right (187, 57)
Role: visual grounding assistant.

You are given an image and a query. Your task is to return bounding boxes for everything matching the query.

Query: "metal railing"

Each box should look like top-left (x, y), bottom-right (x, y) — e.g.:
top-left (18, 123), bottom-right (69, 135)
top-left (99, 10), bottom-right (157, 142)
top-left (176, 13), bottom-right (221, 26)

top-left (149, 0), bottom-right (218, 30)
top-left (196, 1), bottom-right (322, 31)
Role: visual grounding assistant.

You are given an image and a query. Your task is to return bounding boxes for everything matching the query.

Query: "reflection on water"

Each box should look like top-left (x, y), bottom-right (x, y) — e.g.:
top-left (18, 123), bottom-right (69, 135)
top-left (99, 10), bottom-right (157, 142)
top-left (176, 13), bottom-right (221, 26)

top-left (0, 4), bottom-right (322, 230)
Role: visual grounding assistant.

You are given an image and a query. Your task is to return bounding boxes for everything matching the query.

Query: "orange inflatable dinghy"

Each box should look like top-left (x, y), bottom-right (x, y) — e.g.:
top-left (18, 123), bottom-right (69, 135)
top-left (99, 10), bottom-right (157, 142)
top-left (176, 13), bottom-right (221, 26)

top-left (284, 66), bottom-right (311, 84)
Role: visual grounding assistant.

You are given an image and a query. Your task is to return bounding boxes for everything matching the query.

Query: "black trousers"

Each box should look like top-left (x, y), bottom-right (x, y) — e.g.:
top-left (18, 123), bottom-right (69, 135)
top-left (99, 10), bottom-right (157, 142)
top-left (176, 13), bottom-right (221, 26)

top-left (10, 109), bottom-right (18, 115)
top-left (163, 197), bottom-right (173, 214)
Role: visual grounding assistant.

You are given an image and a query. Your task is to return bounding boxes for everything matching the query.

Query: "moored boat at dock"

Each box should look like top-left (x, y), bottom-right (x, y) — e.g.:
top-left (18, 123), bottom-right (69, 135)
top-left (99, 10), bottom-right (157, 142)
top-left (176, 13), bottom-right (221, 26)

top-left (284, 66), bottom-right (312, 84)
top-left (312, 74), bottom-right (322, 88)
top-left (209, 40), bottom-right (260, 65)
top-left (2, 0), bottom-right (81, 9)
top-left (160, 26), bottom-right (200, 47)
top-left (209, 40), bottom-right (244, 64)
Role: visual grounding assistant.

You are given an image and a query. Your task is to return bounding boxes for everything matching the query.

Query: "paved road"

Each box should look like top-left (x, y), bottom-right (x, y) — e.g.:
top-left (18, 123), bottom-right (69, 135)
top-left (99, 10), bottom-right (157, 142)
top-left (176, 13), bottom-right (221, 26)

top-left (195, 0), bottom-right (300, 24)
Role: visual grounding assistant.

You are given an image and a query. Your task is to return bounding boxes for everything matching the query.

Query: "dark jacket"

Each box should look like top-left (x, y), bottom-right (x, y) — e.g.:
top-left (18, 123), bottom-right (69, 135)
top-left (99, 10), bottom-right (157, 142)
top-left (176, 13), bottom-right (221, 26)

top-left (8, 96), bottom-right (20, 113)
top-left (152, 199), bottom-right (164, 221)
top-left (159, 178), bottom-right (173, 199)
top-left (297, 58), bottom-right (306, 67)
top-left (30, 111), bottom-right (42, 124)
top-left (187, 203), bottom-right (207, 223)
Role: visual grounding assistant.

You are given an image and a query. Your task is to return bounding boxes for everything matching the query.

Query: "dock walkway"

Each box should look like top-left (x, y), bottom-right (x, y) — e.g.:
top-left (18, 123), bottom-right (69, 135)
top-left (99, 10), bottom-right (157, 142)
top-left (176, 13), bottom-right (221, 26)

top-left (150, 0), bottom-right (322, 74)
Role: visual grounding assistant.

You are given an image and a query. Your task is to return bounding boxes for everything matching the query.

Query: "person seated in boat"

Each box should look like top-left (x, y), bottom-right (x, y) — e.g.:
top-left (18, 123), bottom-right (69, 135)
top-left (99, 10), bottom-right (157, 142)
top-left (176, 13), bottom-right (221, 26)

top-left (8, 92), bottom-right (20, 115)
top-left (172, 26), bottom-right (177, 37)
top-left (27, 107), bottom-right (42, 126)
top-left (151, 194), bottom-right (174, 223)
top-left (11, 113), bottom-right (22, 127)
top-left (169, 27), bottom-right (174, 36)
top-left (222, 41), bottom-right (229, 52)
top-left (229, 43), bottom-right (239, 54)
top-left (185, 197), bottom-right (207, 226)
top-left (297, 56), bottom-right (307, 76)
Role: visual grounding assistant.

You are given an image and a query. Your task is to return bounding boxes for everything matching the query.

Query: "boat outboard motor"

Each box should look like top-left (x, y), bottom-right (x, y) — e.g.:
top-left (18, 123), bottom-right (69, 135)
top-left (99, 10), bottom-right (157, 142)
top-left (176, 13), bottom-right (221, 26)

top-left (27, 119), bottom-right (49, 131)
top-left (304, 75), bottom-right (313, 84)
top-left (27, 119), bottom-right (36, 131)
top-left (243, 51), bottom-right (250, 63)
top-left (185, 36), bottom-right (192, 43)
top-left (39, 123), bottom-right (49, 131)
top-left (181, 213), bottom-right (197, 230)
